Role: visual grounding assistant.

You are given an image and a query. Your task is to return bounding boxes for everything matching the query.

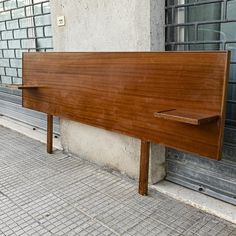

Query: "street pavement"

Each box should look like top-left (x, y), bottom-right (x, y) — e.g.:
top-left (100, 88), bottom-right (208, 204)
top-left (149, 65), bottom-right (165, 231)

top-left (0, 125), bottom-right (235, 236)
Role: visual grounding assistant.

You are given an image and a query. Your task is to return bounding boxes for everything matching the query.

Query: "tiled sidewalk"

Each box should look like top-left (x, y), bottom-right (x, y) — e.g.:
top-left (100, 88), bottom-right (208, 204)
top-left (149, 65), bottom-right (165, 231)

top-left (0, 125), bottom-right (235, 236)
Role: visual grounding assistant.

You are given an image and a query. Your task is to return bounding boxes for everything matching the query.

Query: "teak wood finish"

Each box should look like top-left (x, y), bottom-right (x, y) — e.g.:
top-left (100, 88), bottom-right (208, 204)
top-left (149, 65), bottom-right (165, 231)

top-left (47, 114), bottom-right (53, 154)
top-left (21, 51), bottom-right (230, 195)
top-left (18, 85), bottom-right (44, 89)
top-left (153, 110), bottom-right (219, 125)
top-left (139, 141), bottom-right (150, 195)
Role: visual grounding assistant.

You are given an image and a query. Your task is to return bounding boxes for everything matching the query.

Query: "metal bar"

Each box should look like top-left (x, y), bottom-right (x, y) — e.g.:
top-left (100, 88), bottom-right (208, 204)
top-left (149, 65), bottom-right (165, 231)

top-left (0, 13), bottom-right (51, 24)
top-left (226, 119), bottom-right (236, 125)
top-left (166, 40), bottom-right (236, 47)
top-left (227, 100), bottom-right (236, 104)
top-left (166, 41), bottom-right (223, 45)
top-left (166, 19), bottom-right (236, 28)
top-left (223, 0), bottom-right (228, 20)
top-left (228, 80), bottom-right (236, 84)
top-left (166, 0), bottom-right (224, 9)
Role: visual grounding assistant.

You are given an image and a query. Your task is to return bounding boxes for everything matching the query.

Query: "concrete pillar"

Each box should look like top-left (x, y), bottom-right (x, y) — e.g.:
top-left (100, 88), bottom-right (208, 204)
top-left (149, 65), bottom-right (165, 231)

top-left (50, 0), bottom-right (166, 183)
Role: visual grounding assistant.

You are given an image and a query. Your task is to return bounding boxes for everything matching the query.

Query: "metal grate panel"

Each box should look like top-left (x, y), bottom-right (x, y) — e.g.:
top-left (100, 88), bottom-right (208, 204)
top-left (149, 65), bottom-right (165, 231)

top-left (0, 0), bottom-right (58, 134)
top-left (0, 0), bottom-right (53, 85)
top-left (165, 0), bottom-right (236, 204)
top-left (166, 0), bottom-right (236, 127)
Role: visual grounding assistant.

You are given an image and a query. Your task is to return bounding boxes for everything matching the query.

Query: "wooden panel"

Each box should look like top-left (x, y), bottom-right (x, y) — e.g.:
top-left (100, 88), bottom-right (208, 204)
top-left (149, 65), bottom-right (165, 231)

top-left (22, 52), bottom-right (230, 160)
top-left (154, 109), bottom-right (219, 125)
top-left (47, 114), bottom-right (53, 154)
top-left (139, 141), bottom-right (150, 195)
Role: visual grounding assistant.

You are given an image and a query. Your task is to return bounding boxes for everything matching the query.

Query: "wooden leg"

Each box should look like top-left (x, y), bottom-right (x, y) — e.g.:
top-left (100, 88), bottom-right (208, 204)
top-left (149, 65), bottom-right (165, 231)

top-left (138, 140), bottom-right (150, 195)
top-left (47, 114), bottom-right (53, 154)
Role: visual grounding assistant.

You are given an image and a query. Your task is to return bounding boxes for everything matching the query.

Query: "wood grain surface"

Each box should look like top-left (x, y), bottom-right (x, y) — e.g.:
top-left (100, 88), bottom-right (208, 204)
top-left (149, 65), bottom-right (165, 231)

top-left (154, 109), bottom-right (219, 125)
top-left (22, 52), bottom-right (230, 160)
top-left (139, 141), bottom-right (150, 195)
top-left (47, 114), bottom-right (53, 154)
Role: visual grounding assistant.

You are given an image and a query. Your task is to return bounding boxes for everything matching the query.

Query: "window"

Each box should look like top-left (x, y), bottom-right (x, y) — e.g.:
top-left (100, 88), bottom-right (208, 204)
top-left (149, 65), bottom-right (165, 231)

top-left (166, 0), bottom-right (236, 127)
top-left (0, 0), bottom-right (52, 85)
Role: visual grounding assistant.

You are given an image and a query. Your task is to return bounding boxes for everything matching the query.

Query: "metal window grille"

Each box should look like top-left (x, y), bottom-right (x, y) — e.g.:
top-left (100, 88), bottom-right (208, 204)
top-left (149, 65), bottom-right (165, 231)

top-left (165, 1), bottom-right (236, 204)
top-left (165, 0), bottom-right (236, 128)
top-left (0, 0), bottom-right (53, 85)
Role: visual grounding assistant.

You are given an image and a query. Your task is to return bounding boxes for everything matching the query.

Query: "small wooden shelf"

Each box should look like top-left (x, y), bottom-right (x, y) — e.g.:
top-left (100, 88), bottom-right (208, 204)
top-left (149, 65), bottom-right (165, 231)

top-left (18, 85), bottom-right (45, 89)
top-left (154, 109), bottom-right (219, 125)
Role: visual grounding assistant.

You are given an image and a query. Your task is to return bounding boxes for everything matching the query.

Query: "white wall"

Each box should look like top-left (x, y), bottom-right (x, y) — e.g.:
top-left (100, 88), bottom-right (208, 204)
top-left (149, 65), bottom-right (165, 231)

top-left (50, 0), bottom-right (165, 182)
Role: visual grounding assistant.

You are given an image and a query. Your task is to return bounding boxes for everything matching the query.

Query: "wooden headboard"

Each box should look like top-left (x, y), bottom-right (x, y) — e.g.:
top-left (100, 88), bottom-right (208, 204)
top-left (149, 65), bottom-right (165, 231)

top-left (21, 51), bottom-right (230, 195)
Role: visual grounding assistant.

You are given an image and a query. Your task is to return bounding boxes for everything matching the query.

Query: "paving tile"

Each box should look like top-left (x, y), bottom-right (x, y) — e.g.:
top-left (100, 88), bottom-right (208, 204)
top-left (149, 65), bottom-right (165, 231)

top-left (123, 217), bottom-right (181, 236)
top-left (21, 193), bottom-right (68, 220)
top-left (0, 195), bottom-right (51, 236)
top-left (39, 205), bottom-right (117, 236)
top-left (41, 154), bottom-right (83, 170)
top-left (21, 166), bottom-right (60, 182)
top-left (0, 125), bottom-right (235, 236)
top-left (54, 180), bottom-right (98, 204)
top-left (2, 182), bottom-right (49, 206)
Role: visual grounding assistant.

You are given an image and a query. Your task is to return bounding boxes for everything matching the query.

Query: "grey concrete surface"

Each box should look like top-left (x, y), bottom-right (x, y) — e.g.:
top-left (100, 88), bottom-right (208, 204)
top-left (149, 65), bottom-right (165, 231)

top-left (0, 125), bottom-right (236, 236)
